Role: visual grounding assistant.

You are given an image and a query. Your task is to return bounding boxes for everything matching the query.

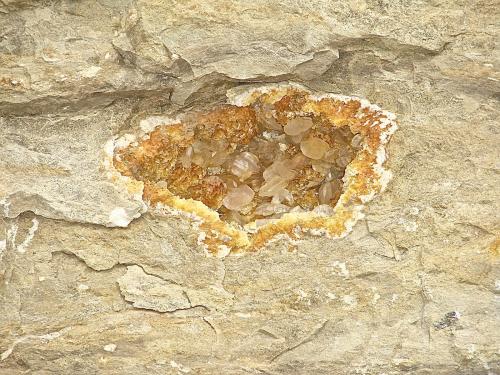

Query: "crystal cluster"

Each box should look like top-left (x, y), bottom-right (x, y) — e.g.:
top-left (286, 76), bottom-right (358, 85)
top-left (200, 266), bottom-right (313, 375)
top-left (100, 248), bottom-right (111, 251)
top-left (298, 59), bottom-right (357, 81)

top-left (112, 85), bottom-right (398, 254)
top-left (115, 97), bottom-right (363, 228)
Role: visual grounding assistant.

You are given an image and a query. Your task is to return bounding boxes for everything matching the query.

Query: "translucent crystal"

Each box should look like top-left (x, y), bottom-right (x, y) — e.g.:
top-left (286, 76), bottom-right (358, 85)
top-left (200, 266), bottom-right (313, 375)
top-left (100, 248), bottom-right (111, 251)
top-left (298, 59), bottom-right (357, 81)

top-left (322, 148), bottom-right (339, 163)
top-left (300, 137), bottom-right (330, 160)
top-left (325, 168), bottom-right (344, 181)
top-left (248, 138), bottom-right (279, 165)
top-left (209, 150), bottom-right (230, 167)
top-left (271, 188), bottom-right (294, 203)
top-left (191, 140), bottom-right (212, 167)
top-left (263, 159), bottom-right (296, 181)
top-left (289, 132), bottom-right (306, 144)
top-left (225, 210), bottom-right (247, 226)
top-left (289, 206), bottom-right (306, 213)
top-left (230, 152), bottom-right (260, 181)
top-left (204, 175), bottom-right (225, 186)
top-left (313, 204), bottom-right (336, 216)
top-left (290, 153), bottom-right (309, 169)
top-left (336, 148), bottom-right (354, 168)
top-left (256, 104), bottom-right (282, 131)
top-left (255, 202), bottom-right (291, 216)
top-left (351, 133), bottom-right (363, 149)
top-left (179, 146), bottom-right (193, 168)
top-left (219, 174), bottom-right (239, 189)
top-left (284, 117), bottom-right (313, 136)
top-left (222, 184), bottom-right (255, 211)
top-left (264, 117), bottom-right (282, 131)
top-left (259, 176), bottom-right (288, 197)
top-left (311, 159), bottom-right (332, 174)
top-left (207, 140), bottom-right (230, 167)
top-left (255, 218), bottom-right (277, 228)
top-left (318, 180), bottom-right (343, 204)
top-left (318, 182), bottom-right (333, 204)
top-left (245, 175), bottom-right (262, 192)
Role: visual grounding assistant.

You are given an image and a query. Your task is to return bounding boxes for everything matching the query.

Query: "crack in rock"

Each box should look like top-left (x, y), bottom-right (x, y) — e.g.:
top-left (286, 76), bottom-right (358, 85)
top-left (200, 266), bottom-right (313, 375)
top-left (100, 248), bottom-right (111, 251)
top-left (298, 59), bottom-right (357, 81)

top-left (117, 265), bottom-right (233, 313)
top-left (1, 327), bottom-right (72, 362)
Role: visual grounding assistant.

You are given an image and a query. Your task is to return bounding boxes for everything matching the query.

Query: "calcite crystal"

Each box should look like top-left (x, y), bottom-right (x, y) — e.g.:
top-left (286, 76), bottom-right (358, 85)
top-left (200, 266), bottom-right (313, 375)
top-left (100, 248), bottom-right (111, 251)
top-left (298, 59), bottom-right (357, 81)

top-left (110, 84), bottom-right (397, 255)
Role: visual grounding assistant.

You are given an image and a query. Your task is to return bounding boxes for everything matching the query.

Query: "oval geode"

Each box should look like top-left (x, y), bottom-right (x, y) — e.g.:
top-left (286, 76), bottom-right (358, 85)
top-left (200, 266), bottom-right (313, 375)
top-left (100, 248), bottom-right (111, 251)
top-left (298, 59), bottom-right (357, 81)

top-left (107, 83), bottom-right (397, 255)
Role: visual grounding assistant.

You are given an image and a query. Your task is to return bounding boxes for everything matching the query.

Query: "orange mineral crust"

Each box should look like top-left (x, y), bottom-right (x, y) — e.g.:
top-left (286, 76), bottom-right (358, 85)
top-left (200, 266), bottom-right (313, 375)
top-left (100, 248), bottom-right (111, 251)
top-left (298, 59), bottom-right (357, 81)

top-left (110, 84), bottom-right (397, 255)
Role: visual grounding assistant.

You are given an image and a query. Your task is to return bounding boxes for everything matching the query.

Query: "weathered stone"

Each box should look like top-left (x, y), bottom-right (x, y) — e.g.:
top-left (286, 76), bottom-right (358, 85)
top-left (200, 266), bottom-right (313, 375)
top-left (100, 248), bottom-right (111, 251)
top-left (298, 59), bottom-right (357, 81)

top-left (0, 0), bottom-right (498, 374)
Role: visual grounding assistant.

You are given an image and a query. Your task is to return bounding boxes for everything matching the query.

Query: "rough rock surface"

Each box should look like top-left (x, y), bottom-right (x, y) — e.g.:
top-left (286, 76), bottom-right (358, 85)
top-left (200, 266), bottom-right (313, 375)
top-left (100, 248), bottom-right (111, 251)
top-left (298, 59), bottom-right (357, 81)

top-left (0, 1), bottom-right (499, 374)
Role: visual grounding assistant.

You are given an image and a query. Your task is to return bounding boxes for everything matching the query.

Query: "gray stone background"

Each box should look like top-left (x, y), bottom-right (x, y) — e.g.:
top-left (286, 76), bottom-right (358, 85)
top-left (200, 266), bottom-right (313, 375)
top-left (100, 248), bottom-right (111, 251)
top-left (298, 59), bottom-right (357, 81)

top-left (0, 1), bottom-right (498, 374)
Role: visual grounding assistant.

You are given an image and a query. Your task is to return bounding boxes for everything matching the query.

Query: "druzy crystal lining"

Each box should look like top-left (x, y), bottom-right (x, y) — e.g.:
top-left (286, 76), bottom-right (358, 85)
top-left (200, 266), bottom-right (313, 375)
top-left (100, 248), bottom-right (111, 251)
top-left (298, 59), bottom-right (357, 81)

top-left (108, 83), bottom-right (397, 255)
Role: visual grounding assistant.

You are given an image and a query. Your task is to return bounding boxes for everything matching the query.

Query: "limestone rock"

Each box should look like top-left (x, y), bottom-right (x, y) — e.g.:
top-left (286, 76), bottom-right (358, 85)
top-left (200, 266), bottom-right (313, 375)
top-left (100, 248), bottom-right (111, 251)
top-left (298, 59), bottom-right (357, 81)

top-left (0, 0), bottom-right (499, 374)
top-left (0, 109), bottom-right (146, 227)
top-left (117, 265), bottom-right (192, 313)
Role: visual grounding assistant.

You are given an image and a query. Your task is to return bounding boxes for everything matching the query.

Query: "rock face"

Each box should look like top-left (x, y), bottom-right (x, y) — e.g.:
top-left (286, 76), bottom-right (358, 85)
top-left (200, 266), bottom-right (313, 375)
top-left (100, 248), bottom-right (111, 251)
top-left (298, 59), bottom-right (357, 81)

top-left (0, 1), bottom-right (498, 374)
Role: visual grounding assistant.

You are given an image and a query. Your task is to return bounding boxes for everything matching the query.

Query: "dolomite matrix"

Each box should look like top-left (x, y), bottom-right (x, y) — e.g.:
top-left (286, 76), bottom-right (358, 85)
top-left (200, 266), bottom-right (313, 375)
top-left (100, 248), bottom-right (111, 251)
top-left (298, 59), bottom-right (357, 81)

top-left (0, 2), bottom-right (497, 373)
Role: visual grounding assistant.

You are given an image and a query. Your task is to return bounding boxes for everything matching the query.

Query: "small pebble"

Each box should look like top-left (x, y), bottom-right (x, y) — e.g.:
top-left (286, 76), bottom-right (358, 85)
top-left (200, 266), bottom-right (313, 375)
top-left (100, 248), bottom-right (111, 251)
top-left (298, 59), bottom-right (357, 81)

top-left (103, 344), bottom-right (117, 352)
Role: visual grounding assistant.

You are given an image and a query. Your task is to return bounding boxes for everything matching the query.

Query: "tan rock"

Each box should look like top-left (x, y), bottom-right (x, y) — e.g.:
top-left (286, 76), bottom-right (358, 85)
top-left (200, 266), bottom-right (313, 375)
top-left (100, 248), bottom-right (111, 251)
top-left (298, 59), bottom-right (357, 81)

top-left (0, 1), bottom-right (498, 374)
